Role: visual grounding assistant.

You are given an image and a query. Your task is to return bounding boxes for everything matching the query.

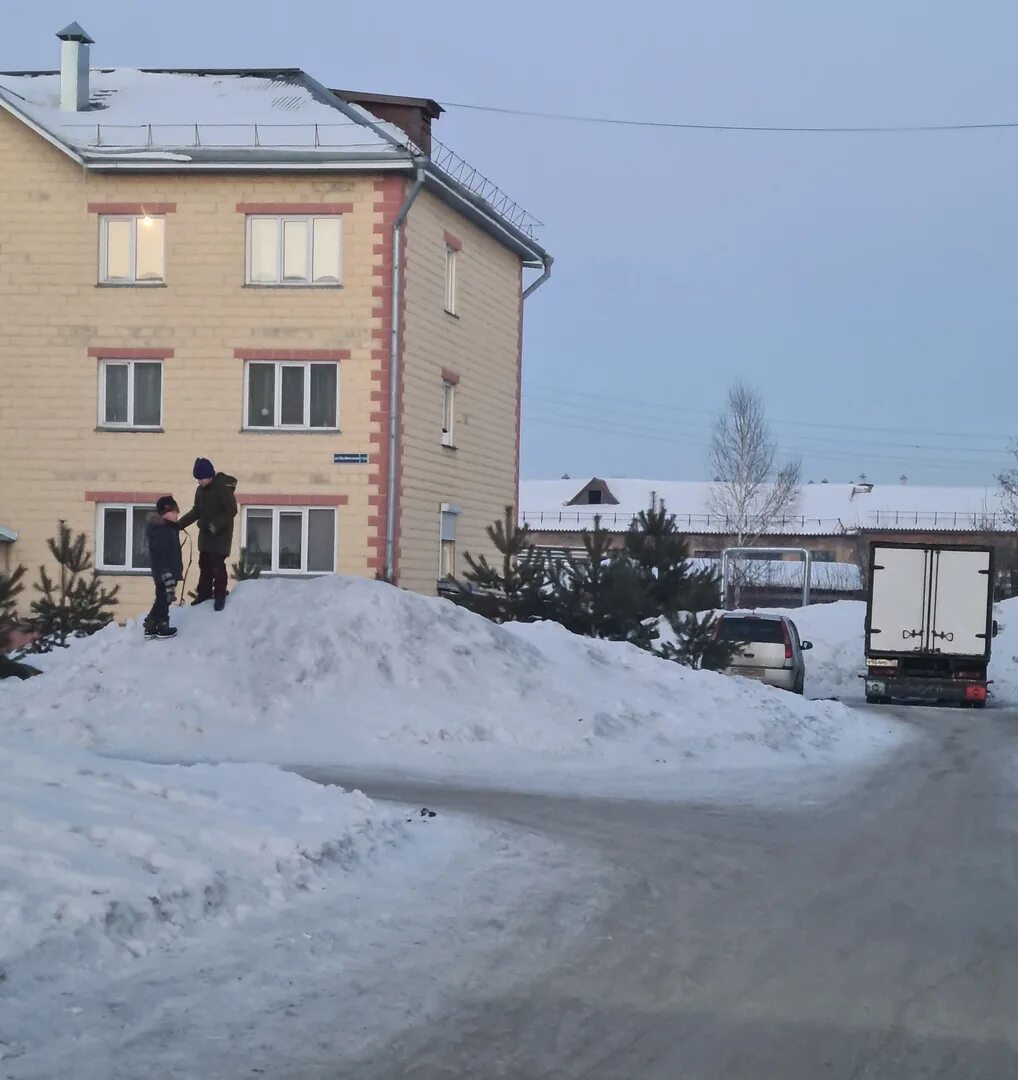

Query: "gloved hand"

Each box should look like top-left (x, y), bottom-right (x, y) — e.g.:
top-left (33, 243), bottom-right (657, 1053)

top-left (161, 572), bottom-right (177, 603)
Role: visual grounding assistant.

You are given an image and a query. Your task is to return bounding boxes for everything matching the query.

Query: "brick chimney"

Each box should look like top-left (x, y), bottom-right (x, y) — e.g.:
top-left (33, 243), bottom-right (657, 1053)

top-left (332, 90), bottom-right (443, 155)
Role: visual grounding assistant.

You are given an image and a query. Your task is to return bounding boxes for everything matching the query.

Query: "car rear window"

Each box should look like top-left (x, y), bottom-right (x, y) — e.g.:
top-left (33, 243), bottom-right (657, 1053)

top-left (715, 617), bottom-right (785, 643)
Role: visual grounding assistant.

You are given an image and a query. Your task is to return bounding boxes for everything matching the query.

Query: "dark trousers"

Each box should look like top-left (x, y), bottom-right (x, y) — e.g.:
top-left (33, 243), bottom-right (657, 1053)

top-left (147, 578), bottom-right (172, 627)
top-left (197, 551), bottom-right (228, 600)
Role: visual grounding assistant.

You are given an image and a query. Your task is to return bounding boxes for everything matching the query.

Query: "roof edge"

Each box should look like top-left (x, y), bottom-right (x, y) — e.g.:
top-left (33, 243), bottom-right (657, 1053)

top-left (0, 90), bottom-right (84, 164)
top-left (422, 164), bottom-right (548, 266)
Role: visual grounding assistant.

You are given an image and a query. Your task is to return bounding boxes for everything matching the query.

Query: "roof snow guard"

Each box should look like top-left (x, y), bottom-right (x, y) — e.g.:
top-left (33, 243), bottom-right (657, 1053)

top-left (0, 63), bottom-right (548, 264)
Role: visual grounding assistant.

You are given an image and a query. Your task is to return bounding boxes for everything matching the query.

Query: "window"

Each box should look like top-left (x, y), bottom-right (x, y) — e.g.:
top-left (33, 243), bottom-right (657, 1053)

top-left (442, 381), bottom-right (455, 447)
top-left (444, 246), bottom-right (458, 314)
top-left (244, 362), bottom-right (339, 430)
top-left (715, 616), bottom-right (785, 644)
top-left (98, 360), bottom-right (162, 428)
top-left (97, 504), bottom-right (154, 571)
top-left (587, 490), bottom-right (602, 506)
top-left (242, 507), bottom-right (336, 574)
top-left (246, 217), bottom-right (342, 286)
top-left (439, 504), bottom-right (458, 578)
top-left (100, 215), bottom-right (165, 284)
top-left (812, 550), bottom-right (835, 563)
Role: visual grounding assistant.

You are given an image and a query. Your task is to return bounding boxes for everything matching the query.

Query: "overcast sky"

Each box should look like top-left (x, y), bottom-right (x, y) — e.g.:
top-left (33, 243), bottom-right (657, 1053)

top-left (5, 1), bottom-right (1017, 488)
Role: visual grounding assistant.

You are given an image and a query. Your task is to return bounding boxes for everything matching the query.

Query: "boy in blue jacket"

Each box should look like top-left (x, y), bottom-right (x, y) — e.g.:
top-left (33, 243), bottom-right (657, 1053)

top-left (144, 495), bottom-right (184, 640)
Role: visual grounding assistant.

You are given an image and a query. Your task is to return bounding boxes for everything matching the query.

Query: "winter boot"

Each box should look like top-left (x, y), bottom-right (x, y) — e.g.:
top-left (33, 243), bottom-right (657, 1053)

top-left (191, 594), bottom-right (211, 606)
top-left (151, 623), bottom-right (178, 640)
top-left (213, 596), bottom-right (226, 612)
top-left (143, 620), bottom-right (157, 640)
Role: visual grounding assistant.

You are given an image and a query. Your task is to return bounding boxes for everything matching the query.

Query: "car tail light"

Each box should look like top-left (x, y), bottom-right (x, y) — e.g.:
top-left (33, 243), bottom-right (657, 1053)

top-left (964, 685), bottom-right (987, 702)
top-left (781, 622), bottom-right (792, 660)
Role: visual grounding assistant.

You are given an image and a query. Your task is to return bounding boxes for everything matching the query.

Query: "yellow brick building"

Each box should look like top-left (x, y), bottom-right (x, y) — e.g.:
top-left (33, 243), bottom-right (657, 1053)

top-left (0, 24), bottom-right (551, 615)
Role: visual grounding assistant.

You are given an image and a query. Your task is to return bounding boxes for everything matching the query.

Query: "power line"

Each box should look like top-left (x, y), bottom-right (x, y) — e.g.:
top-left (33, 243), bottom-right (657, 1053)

top-left (522, 392), bottom-right (1011, 459)
top-left (522, 407), bottom-right (1001, 476)
top-left (526, 382), bottom-right (1017, 443)
top-left (442, 100), bottom-right (1018, 135)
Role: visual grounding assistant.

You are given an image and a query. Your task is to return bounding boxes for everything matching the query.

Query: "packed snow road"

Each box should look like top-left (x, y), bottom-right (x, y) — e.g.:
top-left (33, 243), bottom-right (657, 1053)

top-left (314, 705), bottom-right (1018, 1079)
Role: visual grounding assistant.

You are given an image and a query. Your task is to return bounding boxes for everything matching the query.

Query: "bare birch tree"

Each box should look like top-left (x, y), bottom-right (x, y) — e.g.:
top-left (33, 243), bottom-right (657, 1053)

top-left (708, 383), bottom-right (801, 606)
top-left (998, 444), bottom-right (1018, 528)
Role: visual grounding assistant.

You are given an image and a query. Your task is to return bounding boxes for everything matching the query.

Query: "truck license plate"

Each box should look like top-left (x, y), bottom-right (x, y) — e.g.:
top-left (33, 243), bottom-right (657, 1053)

top-left (738, 667), bottom-right (766, 680)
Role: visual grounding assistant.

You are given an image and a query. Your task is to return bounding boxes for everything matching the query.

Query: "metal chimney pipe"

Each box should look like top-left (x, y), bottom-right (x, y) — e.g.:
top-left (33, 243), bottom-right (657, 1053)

top-left (56, 22), bottom-right (93, 112)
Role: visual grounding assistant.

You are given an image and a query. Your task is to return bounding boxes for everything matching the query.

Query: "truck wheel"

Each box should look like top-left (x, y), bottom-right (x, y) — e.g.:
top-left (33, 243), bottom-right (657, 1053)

top-left (866, 694), bottom-right (889, 706)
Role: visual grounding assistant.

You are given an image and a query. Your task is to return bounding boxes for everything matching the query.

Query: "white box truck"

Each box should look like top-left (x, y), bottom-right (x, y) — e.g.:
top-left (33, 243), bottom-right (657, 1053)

top-left (864, 542), bottom-right (997, 707)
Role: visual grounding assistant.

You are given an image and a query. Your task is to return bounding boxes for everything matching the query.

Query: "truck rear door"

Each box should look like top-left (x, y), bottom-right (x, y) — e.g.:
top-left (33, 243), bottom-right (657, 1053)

top-left (930, 548), bottom-right (992, 657)
top-left (868, 546), bottom-right (930, 654)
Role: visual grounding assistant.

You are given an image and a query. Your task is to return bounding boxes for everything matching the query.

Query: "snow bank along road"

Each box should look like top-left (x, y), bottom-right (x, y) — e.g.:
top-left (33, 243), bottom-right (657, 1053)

top-left (314, 705), bottom-right (1018, 1079)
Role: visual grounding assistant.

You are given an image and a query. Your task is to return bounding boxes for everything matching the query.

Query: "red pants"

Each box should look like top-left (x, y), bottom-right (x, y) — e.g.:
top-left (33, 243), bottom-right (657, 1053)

top-left (196, 551), bottom-right (228, 601)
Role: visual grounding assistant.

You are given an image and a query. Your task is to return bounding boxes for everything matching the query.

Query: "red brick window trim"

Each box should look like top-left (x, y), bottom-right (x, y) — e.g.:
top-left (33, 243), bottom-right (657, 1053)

top-left (236, 494), bottom-right (348, 507)
top-left (88, 347), bottom-right (175, 359)
top-left (441, 368), bottom-right (460, 385)
top-left (233, 348), bottom-right (349, 361)
top-left (235, 202), bottom-right (354, 215)
top-left (444, 231), bottom-right (463, 252)
top-left (88, 203), bottom-right (176, 215)
top-left (85, 491), bottom-right (165, 503)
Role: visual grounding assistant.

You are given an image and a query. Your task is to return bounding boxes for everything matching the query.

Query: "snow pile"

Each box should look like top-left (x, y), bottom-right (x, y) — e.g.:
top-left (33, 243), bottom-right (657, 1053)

top-left (988, 597), bottom-right (1018, 706)
top-left (0, 736), bottom-right (403, 982)
top-left (3, 577), bottom-right (904, 792)
top-left (772, 601), bottom-right (868, 701)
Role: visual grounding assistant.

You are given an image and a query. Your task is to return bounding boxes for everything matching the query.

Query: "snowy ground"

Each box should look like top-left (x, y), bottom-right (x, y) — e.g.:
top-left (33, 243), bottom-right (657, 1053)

top-left (1, 577), bottom-right (917, 1073)
top-left (2, 577), bottom-right (905, 799)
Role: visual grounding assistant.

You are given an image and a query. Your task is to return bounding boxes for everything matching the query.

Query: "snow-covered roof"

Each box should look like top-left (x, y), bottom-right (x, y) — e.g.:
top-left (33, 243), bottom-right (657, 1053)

top-left (520, 478), bottom-right (1013, 535)
top-left (0, 63), bottom-right (549, 265)
top-left (688, 559), bottom-right (862, 593)
top-left (0, 68), bottom-right (412, 163)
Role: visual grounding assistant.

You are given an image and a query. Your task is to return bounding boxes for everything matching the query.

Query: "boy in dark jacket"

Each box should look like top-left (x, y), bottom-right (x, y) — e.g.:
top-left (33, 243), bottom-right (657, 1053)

top-left (177, 458), bottom-right (238, 612)
top-left (144, 495), bottom-right (184, 640)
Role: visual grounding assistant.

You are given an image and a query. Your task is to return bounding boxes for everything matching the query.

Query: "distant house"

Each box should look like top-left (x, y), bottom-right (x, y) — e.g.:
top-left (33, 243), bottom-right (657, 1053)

top-left (520, 477), bottom-right (1018, 605)
top-left (0, 24), bottom-right (551, 617)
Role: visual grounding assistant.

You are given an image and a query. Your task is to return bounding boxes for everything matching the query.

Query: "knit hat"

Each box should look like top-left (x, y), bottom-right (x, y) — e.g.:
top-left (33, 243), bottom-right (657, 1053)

top-left (193, 457), bottom-right (215, 481)
top-left (156, 495), bottom-right (179, 515)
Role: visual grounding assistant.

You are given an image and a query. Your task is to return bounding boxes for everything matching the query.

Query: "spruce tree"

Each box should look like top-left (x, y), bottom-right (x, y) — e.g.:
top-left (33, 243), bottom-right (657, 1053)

top-left (0, 564), bottom-right (26, 651)
top-left (26, 521), bottom-right (119, 652)
top-left (552, 519), bottom-right (649, 643)
top-left (450, 505), bottom-right (548, 622)
top-left (232, 547), bottom-right (263, 582)
top-left (0, 564), bottom-right (41, 679)
top-left (657, 611), bottom-right (743, 672)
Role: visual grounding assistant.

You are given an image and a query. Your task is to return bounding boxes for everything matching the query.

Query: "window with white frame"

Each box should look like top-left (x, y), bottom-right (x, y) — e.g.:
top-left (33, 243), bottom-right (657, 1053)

top-left (97, 504), bottom-right (155, 571)
top-left (246, 216), bottom-right (342, 286)
top-left (441, 380), bottom-right (455, 447)
top-left (444, 246), bottom-right (458, 314)
top-left (244, 361), bottom-right (339, 430)
top-left (242, 506), bottom-right (336, 574)
top-left (439, 504), bottom-right (458, 578)
top-left (100, 215), bottom-right (165, 284)
top-left (98, 359), bottom-right (162, 428)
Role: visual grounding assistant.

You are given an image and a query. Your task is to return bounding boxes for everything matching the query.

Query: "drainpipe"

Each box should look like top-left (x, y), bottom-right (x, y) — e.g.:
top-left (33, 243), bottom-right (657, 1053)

top-left (522, 254), bottom-right (553, 300)
top-left (384, 163), bottom-right (427, 583)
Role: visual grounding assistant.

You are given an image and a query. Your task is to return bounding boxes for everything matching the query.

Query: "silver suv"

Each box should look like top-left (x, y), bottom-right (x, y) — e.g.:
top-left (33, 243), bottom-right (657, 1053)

top-left (713, 613), bottom-right (813, 694)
